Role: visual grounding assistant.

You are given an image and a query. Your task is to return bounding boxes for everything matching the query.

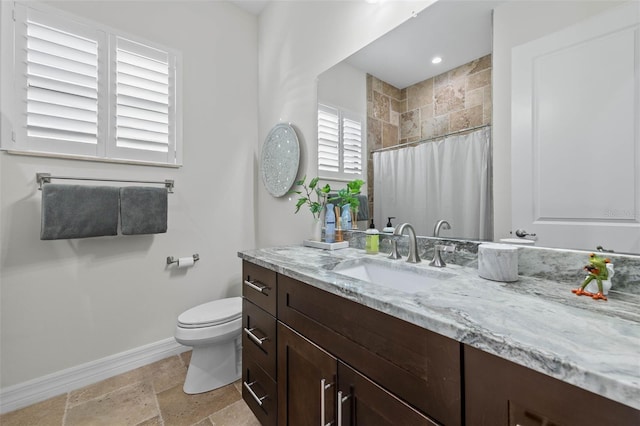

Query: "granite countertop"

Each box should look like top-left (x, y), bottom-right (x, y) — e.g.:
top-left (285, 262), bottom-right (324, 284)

top-left (238, 246), bottom-right (640, 411)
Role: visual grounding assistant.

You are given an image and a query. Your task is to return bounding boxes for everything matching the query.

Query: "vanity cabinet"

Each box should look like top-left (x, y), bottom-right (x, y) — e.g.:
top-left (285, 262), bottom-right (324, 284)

top-left (241, 258), bottom-right (638, 426)
top-left (464, 345), bottom-right (640, 426)
top-left (242, 261), bottom-right (278, 426)
top-left (277, 274), bottom-right (461, 426)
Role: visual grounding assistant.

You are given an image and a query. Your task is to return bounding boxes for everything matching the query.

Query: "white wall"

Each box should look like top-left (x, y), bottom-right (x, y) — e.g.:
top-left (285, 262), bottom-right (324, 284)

top-left (0, 1), bottom-right (257, 387)
top-left (491, 0), bottom-right (625, 241)
top-left (256, 0), bottom-right (434, 247)
top-left (318, 61), bottom-right (367, 118)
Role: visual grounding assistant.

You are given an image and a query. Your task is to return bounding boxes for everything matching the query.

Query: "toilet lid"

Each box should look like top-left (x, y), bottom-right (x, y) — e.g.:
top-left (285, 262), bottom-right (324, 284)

top-left (178, 297), bottom-right (242, 329)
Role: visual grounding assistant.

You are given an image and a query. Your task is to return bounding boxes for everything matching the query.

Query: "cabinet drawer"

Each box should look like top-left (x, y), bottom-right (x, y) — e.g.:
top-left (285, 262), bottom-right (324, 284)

top-left (278, 274), bottom-right (461, 426)
top-left (242, 261), bottom-right (277, 316)
top-left (242, 298), bottom-right (277, 381)
top-left (242, 356), bottom-right (277, 426)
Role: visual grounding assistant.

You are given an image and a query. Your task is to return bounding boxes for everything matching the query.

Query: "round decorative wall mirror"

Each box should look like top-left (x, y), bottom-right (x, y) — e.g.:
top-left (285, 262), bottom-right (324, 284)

top-left (261, 123), bottom-right (300, 197)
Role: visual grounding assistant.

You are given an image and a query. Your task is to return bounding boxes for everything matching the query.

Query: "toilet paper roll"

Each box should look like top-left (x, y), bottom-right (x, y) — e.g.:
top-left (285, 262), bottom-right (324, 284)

top-left (177, 256), bottom-right (195, 268)
top-left (478, 243), bottom-right (519, 282)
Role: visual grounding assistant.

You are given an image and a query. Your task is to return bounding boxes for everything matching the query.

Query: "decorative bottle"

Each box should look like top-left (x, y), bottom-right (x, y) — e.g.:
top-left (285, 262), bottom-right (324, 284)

top-left (325, 203), bottom-right (336, 243)
top-left (341, 205), bottom-right (352, 231)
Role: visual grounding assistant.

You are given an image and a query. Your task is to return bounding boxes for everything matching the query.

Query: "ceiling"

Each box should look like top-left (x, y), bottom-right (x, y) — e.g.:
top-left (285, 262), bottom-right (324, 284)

top-left (229, 0), bottom-right (269, 15)
top-left (228, 0), bottom-right (504, 90)
top-left (345, 0), bottom-right (504, 89)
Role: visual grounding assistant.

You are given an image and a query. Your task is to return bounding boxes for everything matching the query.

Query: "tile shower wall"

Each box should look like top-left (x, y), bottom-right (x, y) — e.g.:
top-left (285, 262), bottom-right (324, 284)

top-left (366, 54), bottom-right (492, 212)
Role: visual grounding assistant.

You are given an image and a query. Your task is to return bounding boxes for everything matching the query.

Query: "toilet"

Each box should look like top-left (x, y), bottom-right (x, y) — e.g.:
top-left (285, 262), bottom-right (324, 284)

top-left (174, 297), bottom-right (242, 394)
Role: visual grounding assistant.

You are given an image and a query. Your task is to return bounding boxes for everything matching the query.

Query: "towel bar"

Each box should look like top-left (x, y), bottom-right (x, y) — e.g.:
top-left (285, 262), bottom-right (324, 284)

top-left (36, 173), bottom-right (175, 193)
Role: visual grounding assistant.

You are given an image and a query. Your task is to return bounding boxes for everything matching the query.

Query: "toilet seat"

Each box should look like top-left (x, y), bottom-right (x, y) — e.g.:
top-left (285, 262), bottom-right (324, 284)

top-left (177, 297), bottom-right (242, 329)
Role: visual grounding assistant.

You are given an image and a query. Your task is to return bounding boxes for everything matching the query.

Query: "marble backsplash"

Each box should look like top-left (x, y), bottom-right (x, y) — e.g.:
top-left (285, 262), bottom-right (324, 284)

top-left (343, 231), bottom-right (640, 296)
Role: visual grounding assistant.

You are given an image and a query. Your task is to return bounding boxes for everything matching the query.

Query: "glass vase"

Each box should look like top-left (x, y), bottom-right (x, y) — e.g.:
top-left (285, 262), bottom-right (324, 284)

top-left (310, 217), bottom-right (322, 241)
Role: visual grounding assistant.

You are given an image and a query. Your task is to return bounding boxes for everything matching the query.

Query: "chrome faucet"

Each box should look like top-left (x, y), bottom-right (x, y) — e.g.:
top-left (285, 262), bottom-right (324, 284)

top-left (393, 223), bottom-right (421, 263)
top-left (433, 220), bottom-right (451, 237)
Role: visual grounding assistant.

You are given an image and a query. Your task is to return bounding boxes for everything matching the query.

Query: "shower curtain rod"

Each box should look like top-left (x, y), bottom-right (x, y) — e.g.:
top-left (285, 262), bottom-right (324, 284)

top-left (371, 124), bottom-right (491, 154)
top-left (36, 173), bottom-right (175, 193)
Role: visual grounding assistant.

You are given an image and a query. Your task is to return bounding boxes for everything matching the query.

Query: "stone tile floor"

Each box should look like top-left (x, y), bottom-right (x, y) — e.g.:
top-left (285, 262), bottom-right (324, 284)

top-left (0, 352), bottom-right (261, 426)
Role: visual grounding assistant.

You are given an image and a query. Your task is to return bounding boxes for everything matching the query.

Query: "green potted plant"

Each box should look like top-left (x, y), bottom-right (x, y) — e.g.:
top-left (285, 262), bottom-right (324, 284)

top-left (290, 176), bottom-right (331, 241)
top-left (330, 179), bottom-right (365, 230)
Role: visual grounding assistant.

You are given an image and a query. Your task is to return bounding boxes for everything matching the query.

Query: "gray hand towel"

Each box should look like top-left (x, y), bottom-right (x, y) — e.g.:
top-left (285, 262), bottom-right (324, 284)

top-left (120, 186), bottom-right (168, 235)
top-left (356, 195), bottom-right (369, 221)
top-left (41, 184), bottom-right (120, 240)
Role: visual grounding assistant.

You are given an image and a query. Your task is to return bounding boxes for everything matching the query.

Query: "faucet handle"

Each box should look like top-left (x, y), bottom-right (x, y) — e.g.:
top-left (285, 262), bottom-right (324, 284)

top-left (430, 244), bottom-right (455, 267)
top-left (388, 239), bottom-right (402, 259)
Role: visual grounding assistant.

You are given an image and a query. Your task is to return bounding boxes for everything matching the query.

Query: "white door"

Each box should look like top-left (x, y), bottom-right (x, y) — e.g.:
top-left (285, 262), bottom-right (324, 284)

top-left (511, 1), bottom-right (640, 254)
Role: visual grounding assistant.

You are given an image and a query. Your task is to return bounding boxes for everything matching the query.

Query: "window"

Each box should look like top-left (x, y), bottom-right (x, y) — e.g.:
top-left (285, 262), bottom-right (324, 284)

top-left (317, 103), bottom-right (363, 180)
top-left (7, 2), bottom-right (181, 165)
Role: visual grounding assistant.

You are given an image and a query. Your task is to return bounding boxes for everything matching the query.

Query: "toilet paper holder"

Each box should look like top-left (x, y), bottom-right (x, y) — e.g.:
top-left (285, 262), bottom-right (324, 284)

top-left (167, 254), bottom-right (200, 265)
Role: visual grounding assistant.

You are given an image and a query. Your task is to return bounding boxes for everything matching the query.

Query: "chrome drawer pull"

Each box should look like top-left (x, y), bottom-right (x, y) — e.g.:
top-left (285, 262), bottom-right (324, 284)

top-left (244, 327), bottom-right (268, 346)
top-left (243, 380), bottom-right (267, 406)
top-left (337, 390), bottom-right (350, 426)
top-left (320, 378), bottom-right (334, 426)
top-left (244, 279), bottom-right (270, 294)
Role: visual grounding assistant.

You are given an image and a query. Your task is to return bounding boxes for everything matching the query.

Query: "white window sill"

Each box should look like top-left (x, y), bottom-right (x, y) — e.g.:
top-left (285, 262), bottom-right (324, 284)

top-left (4, 149), bottom-right (182, 168)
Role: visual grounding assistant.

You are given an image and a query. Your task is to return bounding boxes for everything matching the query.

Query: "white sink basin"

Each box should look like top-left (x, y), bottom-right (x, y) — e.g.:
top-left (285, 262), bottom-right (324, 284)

top-left (332, 258), bottom-right (454, 293)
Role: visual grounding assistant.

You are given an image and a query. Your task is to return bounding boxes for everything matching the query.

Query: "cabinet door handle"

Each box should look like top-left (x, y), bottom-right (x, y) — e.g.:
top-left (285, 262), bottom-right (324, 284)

top-left (244, 279), bottom-right (270, 294)
top-left (320, 378), bottom-right (334, 426)
top-left (244, 327), bottom-right (268, 346)
top-left (337, 390), bottom-right (350, 426)
top-left (243, 380), bottom-right (267, 406)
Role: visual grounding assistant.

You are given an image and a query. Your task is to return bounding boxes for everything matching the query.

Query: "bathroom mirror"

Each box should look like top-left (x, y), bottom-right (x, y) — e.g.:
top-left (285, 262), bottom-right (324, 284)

top-left (261, 123), bottom-right (300, 198)
top-left (317, 0), bottom-right (640, 254)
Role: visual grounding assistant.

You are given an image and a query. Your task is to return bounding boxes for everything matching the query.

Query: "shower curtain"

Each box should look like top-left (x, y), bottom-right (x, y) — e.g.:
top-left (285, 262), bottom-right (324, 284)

top-left (373, 126), bottom-right (492, 240)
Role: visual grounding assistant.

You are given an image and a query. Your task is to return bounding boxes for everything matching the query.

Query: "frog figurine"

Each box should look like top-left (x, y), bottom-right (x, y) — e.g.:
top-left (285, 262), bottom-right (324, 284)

top-left (572, 253), bottom-right (612, 301)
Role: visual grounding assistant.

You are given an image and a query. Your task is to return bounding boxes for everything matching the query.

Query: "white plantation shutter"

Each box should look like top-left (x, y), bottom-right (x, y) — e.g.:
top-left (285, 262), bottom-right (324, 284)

top-left (342, 113), bottom-right (362, 175)
top-left (318, 103), bottom-right (363, 180)
top-left (14, 4), bottom-right (106, 156)
top-left (10, 3), bottom-right (181, 165)
top-left (111, 37), bottom-right (176, 163)
top-left (318, 104), bottom-right (340, 173)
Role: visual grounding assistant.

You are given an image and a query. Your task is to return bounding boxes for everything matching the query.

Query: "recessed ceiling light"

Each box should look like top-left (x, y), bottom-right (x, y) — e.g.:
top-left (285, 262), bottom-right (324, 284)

top-left (432, 56), bottom-right (442, 64)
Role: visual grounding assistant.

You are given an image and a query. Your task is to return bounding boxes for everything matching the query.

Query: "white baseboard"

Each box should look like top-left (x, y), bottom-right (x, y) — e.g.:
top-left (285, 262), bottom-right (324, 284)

top-left (0, 338), bottom-right (189, 415)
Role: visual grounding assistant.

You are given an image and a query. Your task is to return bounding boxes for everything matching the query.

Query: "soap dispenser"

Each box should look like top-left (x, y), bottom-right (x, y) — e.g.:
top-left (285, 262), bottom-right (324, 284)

top-left (383, 217), bottom-right (396, 233)
top-left (365, 220), bottom-right (379, 254)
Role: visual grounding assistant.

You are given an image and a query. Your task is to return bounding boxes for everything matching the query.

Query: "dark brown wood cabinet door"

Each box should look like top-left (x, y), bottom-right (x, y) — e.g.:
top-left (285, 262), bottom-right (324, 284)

top-left (465, 345), bottom-right (640, 426)
top-left (278, 322), bottom-right (337, 426)
top-left (337, 361), bottom-right (439, 426)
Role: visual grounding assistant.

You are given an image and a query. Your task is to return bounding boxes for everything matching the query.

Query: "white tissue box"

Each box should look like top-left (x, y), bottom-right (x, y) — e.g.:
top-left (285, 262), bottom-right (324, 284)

top-left (478, 243), bottom-right (519, 282)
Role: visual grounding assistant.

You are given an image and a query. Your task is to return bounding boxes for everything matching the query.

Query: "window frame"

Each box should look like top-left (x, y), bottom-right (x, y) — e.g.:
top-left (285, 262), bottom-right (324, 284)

top-left (2, 1), bottom-right (182, 167)
top-left (317, 102), bottom-right (365, 182)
